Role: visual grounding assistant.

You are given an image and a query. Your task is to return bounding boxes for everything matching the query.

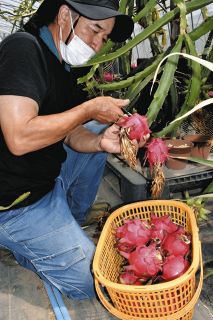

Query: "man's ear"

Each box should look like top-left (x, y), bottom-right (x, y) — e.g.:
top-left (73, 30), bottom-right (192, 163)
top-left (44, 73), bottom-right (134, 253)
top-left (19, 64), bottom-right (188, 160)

top-left (57, 5), bottom-right (70, 28)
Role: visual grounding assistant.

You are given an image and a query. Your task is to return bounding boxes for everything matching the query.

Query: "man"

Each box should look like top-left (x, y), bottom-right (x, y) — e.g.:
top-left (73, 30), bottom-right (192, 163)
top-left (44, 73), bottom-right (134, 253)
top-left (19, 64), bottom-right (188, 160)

top-left (0, 0), bottom-right (144, 300)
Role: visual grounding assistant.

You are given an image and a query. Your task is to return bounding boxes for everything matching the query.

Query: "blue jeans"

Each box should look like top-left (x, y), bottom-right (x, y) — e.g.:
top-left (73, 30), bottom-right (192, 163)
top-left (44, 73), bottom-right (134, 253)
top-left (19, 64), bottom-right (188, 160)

top-left (0, 121), bottom-right (108, 300)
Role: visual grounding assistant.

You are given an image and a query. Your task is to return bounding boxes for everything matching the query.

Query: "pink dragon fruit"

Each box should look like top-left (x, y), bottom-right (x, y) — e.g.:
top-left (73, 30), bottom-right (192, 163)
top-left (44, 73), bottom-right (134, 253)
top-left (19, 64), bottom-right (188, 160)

top-left (122, 243), bottom-right (163, 278)
top-left (117, 113), bottom-right (151, 142)
top-left (145, 138), bottom-right (169, 199)
top-left (163, 233), bottom-right (191, 257)
top-left (150, 214), bottom-right (179, 234)
top-left (115, 219), bottom-right (151, 252)
top-left (162, 255), bottom-right (190, 281)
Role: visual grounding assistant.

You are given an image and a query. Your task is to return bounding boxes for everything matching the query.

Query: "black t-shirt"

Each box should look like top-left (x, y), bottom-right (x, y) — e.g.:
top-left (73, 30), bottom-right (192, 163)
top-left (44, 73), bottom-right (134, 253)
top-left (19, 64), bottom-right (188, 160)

top-left (0, 32), bottom-right (86, 208)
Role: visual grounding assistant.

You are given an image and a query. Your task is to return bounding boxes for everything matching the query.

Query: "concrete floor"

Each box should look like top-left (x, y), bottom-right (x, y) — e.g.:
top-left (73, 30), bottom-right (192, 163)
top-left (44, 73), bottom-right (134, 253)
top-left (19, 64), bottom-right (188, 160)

top-left (0, 158), bottom-right (212, 320)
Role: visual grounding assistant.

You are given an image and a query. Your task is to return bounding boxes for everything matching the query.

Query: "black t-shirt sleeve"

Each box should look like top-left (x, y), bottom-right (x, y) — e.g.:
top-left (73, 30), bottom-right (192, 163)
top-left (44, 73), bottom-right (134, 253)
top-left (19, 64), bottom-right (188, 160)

top-left (0, 33), bottom-right (48, 107)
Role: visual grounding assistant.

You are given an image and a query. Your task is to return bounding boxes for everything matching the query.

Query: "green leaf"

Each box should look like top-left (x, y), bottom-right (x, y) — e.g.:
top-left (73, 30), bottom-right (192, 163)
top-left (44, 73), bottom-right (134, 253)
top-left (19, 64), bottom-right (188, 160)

top-left (77, 64), bottom-right (99, 85)
top-left (151, 52), bottom-right (213, 93)
top-left (93, 54), bottom-right (163, 92)
top-left (169, 98), bottom-right (213, 124)
top-left (119, 0), bottom-right (129, 13)
top-left (192, 194), bottom-right (213, 200)
top-left (203, 181), bottom-right (213, 194)
top-left (0, 192), bottom-right (31, 211)
top-left (170, 156), bottom-right (213, 167)
top-left (204, 269), bottom-right (213, 280)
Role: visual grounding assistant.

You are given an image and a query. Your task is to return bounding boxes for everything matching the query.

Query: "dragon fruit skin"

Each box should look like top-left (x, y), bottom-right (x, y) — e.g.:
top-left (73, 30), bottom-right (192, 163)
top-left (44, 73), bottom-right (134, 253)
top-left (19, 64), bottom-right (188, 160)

top-left (119, 271), bottom-right (139, 285)
top-left (119, 271), bottom-right (148, 285)
top-left (145, 138), bottom-right (169, 168)
top-left (103, 72), bottom-right (114, 82)
top-left (150, 228), bottom-right (167, 243)
top-left (150, 214), bottom-right (179, 234)
top-left (116, 242), bottom-right (135, 253)
top-left (124, 244), bottom-right (163, 278)
top-left (163, 233), bottom-right (191, 257)
top-left (117, 113), bottom-right (151, 142)
top-left (162, 255), bottom-right (190, 281)
top-left (115, 219), bottom-right (151, 250)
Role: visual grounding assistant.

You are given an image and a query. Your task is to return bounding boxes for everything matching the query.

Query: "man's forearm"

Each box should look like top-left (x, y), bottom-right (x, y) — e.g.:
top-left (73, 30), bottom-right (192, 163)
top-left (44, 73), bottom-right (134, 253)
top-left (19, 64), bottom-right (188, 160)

top-left (64, 125), bottom-right (103, 153)
top-left (0, 96), bottom-right (92, 155)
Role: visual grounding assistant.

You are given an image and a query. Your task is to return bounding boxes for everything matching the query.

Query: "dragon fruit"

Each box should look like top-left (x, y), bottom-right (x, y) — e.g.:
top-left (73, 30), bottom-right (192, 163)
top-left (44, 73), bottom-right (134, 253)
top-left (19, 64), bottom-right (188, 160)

top-left (163, 233), bottom-right (191, 257)
top-left (114, 215), bottom-right (191, 286)
top-left (145, 138), bottom-right (169, 199)
top-left (117, 113), bottom-right (151, 142)
top-left (150, 228), bottom-right (167, 243)
top-left (145, 138), bottom-right (169, 169)
top-left (115, 219), bottom-right (151, 252)
top-left (119, 271), bottom-right (139, 285)
top-left (116, 113), bottom-right (151, 169)
top-left (103, 72), bottom-right (114, 82)
top-left (150, 214), bottom-right (179, 234)
top-left (122, 243), bottom-right (163, 278)
top-left (162, 255), bottom-right (190, 281)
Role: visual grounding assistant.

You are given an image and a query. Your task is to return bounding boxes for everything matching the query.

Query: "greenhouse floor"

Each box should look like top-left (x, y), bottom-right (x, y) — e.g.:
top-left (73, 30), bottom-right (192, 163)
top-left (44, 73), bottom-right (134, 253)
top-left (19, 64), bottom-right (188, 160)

top-left (0, 158), bottom-right (212, 320)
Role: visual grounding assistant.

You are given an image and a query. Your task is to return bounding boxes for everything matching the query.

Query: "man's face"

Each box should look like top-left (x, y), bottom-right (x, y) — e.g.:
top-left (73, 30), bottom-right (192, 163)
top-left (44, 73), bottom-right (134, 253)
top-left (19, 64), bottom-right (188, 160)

top-left (68, 16), bottom-right (115, 53)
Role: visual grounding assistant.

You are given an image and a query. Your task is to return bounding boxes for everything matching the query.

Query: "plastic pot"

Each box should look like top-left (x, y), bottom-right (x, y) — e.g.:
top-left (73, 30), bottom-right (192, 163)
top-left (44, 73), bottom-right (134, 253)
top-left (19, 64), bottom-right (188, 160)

top-left (165, 139), bottom-right (194, 170)
top-left (183, 134), bottom-right (211, 159)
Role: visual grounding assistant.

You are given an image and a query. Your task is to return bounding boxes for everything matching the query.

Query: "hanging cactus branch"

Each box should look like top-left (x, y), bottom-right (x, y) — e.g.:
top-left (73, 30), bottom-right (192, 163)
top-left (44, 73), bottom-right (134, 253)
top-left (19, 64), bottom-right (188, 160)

top-left (189, 16), bottom-right (213, 41)
top-left (146, 35), bottom-right (183, 125)
top-left (133, 0), bottom-right (157, 23)
top-left (87, 53), bottom-right (163, 91)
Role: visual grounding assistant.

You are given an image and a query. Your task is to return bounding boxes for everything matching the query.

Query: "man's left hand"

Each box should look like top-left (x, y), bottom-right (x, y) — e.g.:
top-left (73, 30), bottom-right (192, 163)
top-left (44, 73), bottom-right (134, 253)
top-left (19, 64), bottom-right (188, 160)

top-left (99, 124), bottom-right (150, 154)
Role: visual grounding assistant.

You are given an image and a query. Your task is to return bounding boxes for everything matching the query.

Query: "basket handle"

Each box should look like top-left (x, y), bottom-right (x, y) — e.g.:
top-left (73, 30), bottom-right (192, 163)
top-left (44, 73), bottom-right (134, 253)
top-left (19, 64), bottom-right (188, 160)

top-left (95, 241), bottom-right (203, 320)
top-left (95, 278), bottom-right (126, 319)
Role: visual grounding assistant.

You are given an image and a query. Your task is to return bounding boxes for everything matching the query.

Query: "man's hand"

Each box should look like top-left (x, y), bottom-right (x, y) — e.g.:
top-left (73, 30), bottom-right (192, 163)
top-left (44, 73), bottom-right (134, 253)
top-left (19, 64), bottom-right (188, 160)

top-left (138, 133), bottom-right (150, 148)
top-left (99, 124), bottom-right (121, 153)
top-left (99, 124), bottom-right (150, 154)
top-left (85, 96), bottom-right (129, 124)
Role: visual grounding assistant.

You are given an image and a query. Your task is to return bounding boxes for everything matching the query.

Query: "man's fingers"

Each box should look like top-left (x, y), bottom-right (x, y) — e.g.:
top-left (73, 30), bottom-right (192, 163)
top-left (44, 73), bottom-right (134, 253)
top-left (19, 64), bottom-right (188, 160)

top-left (117, 99), bottom-right (130, 108)
top-left (110, 97), bottom-right (130, 107)
top-left (144, 133), bottom-right (150, 141)
top-left (121, 99), bottom-right (130, 106)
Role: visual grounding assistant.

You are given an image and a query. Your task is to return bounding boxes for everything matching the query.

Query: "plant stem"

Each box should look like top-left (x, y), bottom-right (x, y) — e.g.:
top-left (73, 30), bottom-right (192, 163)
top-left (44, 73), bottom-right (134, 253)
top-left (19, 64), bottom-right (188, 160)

top-left (90, 53), bottom-right (164, 91)
top-left (133, 0), bottom-right (157, 23)
top-left (173, 0), bottom-right (187, 35)
top-left (125, 70), bottom-right (161, 110)
top-left (189, 16), bottom-right (213, 41)
top-left (155, 34), bottom-right (201, 137)
top-left (146, 35), bottom-right (183, 125)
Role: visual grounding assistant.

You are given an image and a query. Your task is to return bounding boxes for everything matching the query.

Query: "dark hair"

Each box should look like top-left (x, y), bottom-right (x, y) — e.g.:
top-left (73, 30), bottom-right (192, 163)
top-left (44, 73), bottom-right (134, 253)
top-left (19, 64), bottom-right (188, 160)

top-left (23, 0), bottom-right (68, 35)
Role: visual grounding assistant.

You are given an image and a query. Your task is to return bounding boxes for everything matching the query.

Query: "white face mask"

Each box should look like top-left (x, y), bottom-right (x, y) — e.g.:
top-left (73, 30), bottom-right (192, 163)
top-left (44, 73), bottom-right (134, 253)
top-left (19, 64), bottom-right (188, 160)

top-left (59, 11), bottom-right (96, 66)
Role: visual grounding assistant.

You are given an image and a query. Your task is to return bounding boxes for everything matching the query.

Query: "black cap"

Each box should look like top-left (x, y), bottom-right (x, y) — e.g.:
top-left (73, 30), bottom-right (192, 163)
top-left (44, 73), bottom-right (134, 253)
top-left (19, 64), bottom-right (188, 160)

top-left (65, 0), bottom-right (134, 42)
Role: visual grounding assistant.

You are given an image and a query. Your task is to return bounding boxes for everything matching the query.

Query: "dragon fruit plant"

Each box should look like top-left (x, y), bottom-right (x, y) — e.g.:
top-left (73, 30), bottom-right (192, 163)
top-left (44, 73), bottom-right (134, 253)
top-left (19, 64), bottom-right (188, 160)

top-left (114, 214), bottom-right (191, 285)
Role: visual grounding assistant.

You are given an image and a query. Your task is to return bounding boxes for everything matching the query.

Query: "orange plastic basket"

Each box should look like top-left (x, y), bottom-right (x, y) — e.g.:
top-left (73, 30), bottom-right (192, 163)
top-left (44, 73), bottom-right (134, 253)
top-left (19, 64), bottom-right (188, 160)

top-left (93, 200), bottom-right (203, 320)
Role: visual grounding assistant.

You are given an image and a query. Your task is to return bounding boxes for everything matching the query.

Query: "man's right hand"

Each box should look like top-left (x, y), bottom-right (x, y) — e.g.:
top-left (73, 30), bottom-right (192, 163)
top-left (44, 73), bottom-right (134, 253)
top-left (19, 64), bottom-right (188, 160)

top-left (85, 96), bottom-right (130, 123)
